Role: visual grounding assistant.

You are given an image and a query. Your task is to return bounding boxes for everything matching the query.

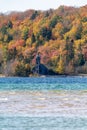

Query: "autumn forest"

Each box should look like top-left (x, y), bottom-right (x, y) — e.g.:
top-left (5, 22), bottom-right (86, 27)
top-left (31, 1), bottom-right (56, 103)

top-left (0, 5), bottom-right (87, 76)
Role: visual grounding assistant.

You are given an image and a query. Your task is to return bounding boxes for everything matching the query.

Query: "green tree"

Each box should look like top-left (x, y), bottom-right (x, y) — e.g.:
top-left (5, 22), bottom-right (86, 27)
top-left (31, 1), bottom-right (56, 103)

top-left (78, 53), bottom-right (85, 66)
top-left (4, 34), bottom-right (13, 43)
top-left (49, 16), bottom-right (62, 28)
top-left (22, 28), bottom-right (29, 40)
top-left (40, 27), bottom-right (52, 40)
top-left (7, 21), bottom-right (13, 28)
top-left (82, 17), bottom-right (87, 22)
top-left (65, 39), bottom-right (74, 63)
top-left (1, 26), bottom-right (7, 35)
top-left (75, 23), bottom-right (82, 40)
top-left (31, 33), bottom-right (36, 43)
top-left (30, 11), bottom-right (38, 20)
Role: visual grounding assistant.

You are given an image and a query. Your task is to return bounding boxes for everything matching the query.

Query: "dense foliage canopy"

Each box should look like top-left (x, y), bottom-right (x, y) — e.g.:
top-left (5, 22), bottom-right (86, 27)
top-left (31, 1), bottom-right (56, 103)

top-left (0, 5), bottom-right (87, 76)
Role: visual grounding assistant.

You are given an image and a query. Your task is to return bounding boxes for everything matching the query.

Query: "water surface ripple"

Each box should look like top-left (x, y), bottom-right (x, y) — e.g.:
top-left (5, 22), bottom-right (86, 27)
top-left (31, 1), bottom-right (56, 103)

top-left (0, 77), bottom-right (87, 130)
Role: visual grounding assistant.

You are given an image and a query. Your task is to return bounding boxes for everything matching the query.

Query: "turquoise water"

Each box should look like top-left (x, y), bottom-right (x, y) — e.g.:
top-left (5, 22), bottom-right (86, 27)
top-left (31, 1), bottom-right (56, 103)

top-left (0, 76), bottom-right (87, 90)
top-left (0, 116), bottom-right (87, 130)
top-left (0, 77), bottom-right (87, 130)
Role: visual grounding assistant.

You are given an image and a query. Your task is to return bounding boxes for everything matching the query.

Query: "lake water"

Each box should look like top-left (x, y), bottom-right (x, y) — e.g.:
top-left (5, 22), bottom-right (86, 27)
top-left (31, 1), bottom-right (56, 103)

top-left (0, 76), bottom-right (87, 130)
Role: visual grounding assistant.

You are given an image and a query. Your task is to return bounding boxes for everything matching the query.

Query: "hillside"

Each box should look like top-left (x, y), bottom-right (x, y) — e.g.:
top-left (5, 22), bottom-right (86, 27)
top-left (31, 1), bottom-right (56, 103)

top-left (0, 5), bottom-right (87, 76)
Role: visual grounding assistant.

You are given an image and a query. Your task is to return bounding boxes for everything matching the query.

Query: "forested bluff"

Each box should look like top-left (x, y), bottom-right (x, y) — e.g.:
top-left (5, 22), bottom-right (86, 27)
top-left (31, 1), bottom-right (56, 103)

top-left (0, 5), bottom-right (87, 76)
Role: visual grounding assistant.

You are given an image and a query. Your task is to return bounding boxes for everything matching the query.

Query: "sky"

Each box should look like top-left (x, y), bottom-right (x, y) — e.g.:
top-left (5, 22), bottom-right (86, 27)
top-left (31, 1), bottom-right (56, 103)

top-left (0, 0), bottom-right (87, 13)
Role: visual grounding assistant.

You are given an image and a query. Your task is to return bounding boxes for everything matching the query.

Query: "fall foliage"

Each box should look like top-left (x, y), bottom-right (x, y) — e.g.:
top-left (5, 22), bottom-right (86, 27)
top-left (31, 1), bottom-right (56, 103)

top-left (0, 5), bottom-right (87, 76)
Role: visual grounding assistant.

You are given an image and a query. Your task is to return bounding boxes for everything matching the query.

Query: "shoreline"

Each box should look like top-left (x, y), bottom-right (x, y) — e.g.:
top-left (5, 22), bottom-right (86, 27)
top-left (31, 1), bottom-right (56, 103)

top-left (0, 74), bottom-right (6, 77)
top-left (0, 73), bottom-right (87, 77)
